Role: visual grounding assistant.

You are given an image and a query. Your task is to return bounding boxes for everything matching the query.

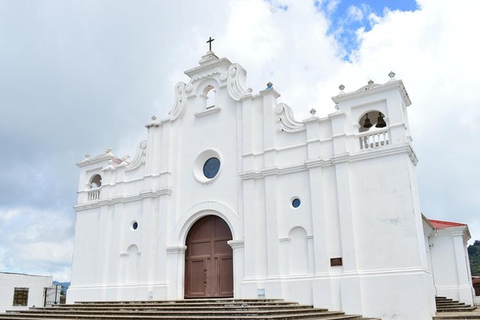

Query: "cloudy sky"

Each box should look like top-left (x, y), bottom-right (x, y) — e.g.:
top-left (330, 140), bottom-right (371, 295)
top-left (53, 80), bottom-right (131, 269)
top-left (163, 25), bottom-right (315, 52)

top-left (0, 0), bottom-right (479, 282)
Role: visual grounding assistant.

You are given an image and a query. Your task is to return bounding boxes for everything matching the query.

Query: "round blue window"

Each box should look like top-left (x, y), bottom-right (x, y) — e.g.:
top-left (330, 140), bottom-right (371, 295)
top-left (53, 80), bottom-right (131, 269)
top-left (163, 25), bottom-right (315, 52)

top-left (203, 157), bottom-right (220, 179)
top-left (132, 222), bottom-right (138, 230)
top-left (292, 198), bottom-right (301, 208)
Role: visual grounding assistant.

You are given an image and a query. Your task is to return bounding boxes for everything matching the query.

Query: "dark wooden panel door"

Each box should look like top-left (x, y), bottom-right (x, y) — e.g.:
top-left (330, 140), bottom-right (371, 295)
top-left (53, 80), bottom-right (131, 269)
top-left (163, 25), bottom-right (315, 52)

top-left (185, 215), bottom-right (233, 298)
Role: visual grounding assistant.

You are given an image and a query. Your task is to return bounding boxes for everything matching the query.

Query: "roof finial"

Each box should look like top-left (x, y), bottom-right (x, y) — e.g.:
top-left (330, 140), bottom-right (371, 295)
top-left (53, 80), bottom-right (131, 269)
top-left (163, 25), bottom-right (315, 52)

top-left (388, 71), bottom-right (396, 82)
top-left (206, 37), bottom-right (215, 52)
top-left (266, 82), bottom-right (273, 90)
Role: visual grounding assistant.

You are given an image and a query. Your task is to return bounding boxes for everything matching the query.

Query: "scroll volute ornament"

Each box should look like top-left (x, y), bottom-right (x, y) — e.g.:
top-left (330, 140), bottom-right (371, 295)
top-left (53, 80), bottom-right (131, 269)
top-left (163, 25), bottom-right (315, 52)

top-left (227, 63), bottom-right (252, 101)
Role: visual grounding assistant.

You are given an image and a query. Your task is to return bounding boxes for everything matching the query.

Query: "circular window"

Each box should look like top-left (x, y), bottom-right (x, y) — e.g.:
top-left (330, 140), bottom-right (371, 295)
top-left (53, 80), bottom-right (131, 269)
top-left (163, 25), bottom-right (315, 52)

top-left (193, 149), bottom-right (222, 184)
top-left (292, 198), bottom-right (301, 208)
top-left (203, 157), bottom-right (220, 179)
top-left (132, 221), bottom-right (138, 230)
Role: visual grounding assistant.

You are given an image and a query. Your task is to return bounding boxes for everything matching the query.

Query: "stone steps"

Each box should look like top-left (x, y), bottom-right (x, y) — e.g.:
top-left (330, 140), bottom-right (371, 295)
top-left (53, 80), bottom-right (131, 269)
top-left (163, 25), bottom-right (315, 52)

top-left (52, 301), bottom-right (300, 308)
top-left (436, 296), bottom-right (477, 313)
top-left (0, 299), bottom-right (379, 320)
top-left (31, 305), bottom-right (316, 312)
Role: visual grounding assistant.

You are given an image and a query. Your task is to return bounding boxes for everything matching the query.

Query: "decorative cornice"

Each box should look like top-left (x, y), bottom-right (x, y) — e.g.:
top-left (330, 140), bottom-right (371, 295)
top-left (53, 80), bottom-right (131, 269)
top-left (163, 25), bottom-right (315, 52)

top-left (77, 149), bottom-right (122, 168)
top-left (191, 67), bottom-right (222, 83)
top-left (304, 158), bottom-right (327, 168)
top-left (184, 56), bottom-right (232, 78)
top-left (239, 144), bottom-right (417, 180)
top-left (331, 153), bottom-right (351, 164)
top-left (275, 103), bottom-right (306, 133)
top-left (332, 79), bottom-right (411, 107)
top-left (75, 188), bottom-right (172, 211)
top-left (354, 143), bottom-right (418, 166)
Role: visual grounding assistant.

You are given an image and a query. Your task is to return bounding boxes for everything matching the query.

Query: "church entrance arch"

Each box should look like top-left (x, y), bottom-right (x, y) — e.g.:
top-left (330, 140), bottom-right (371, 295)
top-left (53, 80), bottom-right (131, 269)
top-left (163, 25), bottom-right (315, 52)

top-left (184, 215), bottom-right (233, 298)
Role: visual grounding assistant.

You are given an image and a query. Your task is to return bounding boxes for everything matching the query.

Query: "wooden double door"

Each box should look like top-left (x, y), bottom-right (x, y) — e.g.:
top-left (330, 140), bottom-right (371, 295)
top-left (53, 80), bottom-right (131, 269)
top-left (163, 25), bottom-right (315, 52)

top-left (184, 215), bottom-right (233, 298)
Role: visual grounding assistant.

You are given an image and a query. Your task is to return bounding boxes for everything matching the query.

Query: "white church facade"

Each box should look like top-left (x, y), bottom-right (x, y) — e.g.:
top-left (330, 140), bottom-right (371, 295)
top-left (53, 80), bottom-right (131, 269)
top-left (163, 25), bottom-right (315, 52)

top-left (68, 50), bottom-right (475, 320)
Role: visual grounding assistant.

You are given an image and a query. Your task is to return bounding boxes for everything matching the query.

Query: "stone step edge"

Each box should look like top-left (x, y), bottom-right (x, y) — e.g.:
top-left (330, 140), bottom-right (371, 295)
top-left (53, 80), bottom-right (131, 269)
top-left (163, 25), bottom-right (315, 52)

top-left (0, 311), bottom-right (361, 320)
top-left (30, 304), bottom-right (312, 311)
top-left (7, 308), bottom-right (330, 316)
top-left (76, 299), bottom-right (285, 304)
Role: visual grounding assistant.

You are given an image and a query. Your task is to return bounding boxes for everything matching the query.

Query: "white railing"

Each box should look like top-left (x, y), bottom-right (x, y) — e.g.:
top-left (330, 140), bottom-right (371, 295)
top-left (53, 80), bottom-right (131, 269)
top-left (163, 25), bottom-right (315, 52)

top-left (358, 129), bottom-right (390, 150)
top-left (87, 188), bottom-right (101, 201)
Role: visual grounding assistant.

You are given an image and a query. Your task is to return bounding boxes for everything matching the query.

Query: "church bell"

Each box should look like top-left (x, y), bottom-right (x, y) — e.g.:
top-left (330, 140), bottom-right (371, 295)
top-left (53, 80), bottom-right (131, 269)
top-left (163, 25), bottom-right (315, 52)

top-left (376, 112), bottom-right (387, 128)
top-left (363, 113), bottom-right (373, 129)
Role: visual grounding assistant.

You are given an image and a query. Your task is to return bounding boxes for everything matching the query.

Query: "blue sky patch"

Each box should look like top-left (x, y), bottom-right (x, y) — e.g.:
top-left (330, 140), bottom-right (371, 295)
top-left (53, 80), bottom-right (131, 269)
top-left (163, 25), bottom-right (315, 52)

top-left (316, 0), bottom-right (418, 60)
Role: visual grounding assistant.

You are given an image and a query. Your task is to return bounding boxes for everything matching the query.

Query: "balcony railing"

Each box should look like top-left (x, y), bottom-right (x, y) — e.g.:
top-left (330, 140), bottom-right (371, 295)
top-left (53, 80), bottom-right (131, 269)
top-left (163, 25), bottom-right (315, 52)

top-left (358, 129), bottom-right (390, 150)
top-left (87, 188), bottom-right (101, 201)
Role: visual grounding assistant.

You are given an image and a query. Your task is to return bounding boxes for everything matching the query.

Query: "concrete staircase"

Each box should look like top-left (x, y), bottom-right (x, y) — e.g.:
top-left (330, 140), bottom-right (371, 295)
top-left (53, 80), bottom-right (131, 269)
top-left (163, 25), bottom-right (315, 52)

top-left (0, 299), bottom-right (380, 320)
top-left (435, 296), bottom-right (477, 313)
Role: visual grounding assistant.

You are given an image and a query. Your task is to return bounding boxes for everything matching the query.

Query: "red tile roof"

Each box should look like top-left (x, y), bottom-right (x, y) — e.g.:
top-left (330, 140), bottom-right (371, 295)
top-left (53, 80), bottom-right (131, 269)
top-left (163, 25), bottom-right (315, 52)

top-left (429, 219), bottom-right (467, 229)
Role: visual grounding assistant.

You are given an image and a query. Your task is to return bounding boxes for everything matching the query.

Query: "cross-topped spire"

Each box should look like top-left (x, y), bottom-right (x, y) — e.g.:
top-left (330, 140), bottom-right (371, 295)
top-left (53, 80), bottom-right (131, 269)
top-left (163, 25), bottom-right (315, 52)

top-left (206, 37), bottom-right (215, 51)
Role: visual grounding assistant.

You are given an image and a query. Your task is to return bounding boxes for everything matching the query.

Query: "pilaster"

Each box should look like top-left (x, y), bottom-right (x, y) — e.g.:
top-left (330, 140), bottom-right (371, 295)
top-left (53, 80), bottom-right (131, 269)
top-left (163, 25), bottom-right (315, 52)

top-left (228, 240), bottom-right (245, 298)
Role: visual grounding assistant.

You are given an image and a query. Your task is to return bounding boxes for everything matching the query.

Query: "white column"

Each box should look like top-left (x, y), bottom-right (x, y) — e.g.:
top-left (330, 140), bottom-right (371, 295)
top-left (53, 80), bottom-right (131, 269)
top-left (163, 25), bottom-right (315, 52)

top-left (228, 240), bottom-right (245, 298)
top-left (166, 246), bottom-right (186, 299)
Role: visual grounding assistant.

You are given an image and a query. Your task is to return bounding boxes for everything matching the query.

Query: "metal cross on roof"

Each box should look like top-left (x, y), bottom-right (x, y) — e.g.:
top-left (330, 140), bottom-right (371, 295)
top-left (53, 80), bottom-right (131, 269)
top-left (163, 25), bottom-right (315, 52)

top-left (206, 37), bottom-right (215, 51)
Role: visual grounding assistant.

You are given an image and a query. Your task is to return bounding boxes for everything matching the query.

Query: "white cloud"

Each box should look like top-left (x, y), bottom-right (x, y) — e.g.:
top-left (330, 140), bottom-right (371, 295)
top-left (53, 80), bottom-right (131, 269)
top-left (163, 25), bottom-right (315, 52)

top-left (326, 0), bottom-right (340, 13)
top-left (0, 207), bottom-right (74, 280)
top-left (346, 5), bottom-right (364, 22)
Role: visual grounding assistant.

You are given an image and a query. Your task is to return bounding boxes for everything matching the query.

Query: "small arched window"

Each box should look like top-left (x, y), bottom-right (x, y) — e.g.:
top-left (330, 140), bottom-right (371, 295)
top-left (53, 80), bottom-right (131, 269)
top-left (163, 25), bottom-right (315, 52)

top-left (204, 85), bottom-right (216, 109)
top-left (89, 174), bottom-right (102, 189)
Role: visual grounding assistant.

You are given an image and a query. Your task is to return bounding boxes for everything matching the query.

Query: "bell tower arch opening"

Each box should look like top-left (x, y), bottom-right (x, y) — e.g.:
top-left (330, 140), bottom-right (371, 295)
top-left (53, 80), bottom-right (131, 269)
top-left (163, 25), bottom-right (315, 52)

top-left (184, 215), bottom-right (233, 298)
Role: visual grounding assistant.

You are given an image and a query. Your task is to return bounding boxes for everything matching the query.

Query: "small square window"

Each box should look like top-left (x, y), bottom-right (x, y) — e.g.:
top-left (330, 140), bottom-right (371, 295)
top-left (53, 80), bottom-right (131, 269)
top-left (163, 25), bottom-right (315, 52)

top-left (13, 287), bottom-right (29, 306)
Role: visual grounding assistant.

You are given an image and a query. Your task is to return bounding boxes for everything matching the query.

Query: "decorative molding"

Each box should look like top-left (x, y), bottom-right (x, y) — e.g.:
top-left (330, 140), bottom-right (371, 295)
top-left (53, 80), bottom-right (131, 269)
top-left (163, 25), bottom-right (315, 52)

top-left (275, 103), bottom-right (306, 133)
top-left (227, 63), bottom-right (252, 101)
top-left (166, 246), bottom-right (186, 254)
top-left (191, 67), bottom-right (222, 82)
top-left (169, 82), bottom-right (187, 121)
top-left (239, 144), bottom-right (417, 180)
top-left (331, 79), bottom-right (411, 107)
top-left (407, 146), bottom-right (419, 166)
top-left (354, 143), bottom-right (418, 166)
top-left (227, 240), bottom-right (245, 249)
top-left (77, 149), bottom-right (122, 168)
top-left (331, 153), bottom-right (351, 164)
top-left (125, 140), bottom-right (147, 171)
top-left (75, 188), bottom-right (172, 211)
top-left (304, 158), bottom-right (327, 168)
top-left (194, 106), bottom-right (221, 117)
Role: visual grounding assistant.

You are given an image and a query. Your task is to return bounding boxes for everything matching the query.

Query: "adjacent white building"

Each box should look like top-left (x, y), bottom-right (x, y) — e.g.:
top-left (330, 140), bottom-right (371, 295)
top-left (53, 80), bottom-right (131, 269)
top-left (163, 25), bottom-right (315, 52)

top-left (0, 272), bottom-right (52, 313)
top-left (68, 50), bottom-right (475, 320)
top-left (425, 218), bottom-right (475, 306)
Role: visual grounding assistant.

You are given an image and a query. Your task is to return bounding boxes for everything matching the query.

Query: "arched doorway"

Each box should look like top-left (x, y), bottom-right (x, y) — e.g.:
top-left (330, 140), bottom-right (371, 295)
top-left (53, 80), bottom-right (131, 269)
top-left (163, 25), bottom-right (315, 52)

top-left (184, 215), bottom-right (233, 298)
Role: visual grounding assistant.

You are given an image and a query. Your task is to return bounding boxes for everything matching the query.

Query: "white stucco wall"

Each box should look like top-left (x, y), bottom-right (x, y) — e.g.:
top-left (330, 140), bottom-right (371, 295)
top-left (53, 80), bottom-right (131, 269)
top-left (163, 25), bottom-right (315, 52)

top-left (429, 226), bottom-right (474, 305)
top-left (0, 273), bottom-right (52, 313)
top-left (68, 52), bottom-right (436, 320)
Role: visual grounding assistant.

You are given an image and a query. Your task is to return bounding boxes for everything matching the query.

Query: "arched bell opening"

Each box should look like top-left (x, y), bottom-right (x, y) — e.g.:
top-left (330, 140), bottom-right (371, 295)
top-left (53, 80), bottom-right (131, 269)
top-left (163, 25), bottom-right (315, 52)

top-left (184, 215), bottom-right (233, 298)
top-left (358, 110), bottom-right (387, 133)
top-left (89, 174), bottom-right (102, 189)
